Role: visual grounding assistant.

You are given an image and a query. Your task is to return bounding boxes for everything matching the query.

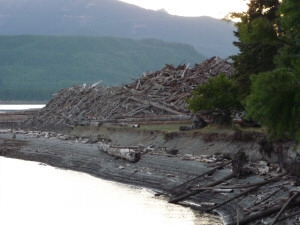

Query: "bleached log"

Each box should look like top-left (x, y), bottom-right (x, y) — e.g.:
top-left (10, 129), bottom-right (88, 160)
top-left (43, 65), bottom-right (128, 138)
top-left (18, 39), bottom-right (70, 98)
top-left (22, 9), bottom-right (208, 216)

top-left (91, 80), bottom-right (102, 88)
top-left (136, 76), bottom-right (141, 89)
top-left (181, 63), bottom-right (190, 78)
top-left (96, 115), bottom-right (193, 124)
top-left (212, 188), bottom-right (233, 193)
top-left (98, 142), bottom-right (141, 162)
top-left (128, 97), bottom-right (184, 115)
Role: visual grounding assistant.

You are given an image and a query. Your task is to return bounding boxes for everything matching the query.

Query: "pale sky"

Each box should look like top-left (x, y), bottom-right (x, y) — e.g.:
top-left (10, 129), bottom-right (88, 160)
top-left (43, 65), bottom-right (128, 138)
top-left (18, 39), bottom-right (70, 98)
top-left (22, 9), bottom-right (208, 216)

top-left (118, 0), bottom-right (248, 19)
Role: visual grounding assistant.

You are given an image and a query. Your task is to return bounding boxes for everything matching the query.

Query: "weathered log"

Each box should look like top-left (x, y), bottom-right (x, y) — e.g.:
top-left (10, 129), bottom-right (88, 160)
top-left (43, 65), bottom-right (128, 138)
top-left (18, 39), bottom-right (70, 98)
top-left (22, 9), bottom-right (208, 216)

top-left (128, 97), bottom-right (184, 115)
top-left (169, 172), bottom-right (236, 203)
top-left (270, 191), bottom-right (300, 225)
top-left (206, 183), bottom-right (267, 212)
top-left (192, 173), bottom-right (286, 191)
top-left (165, 161), bottom-right (231, 194)
top-left (277, 210), bottom-right (300, 222)
top-left (228, 198), bottom-right (300, 225)
top-left (206, 173), bottom-right (286, 213)
top-left (212, 188), bottom-right (233, 193)
top-left (96, 115), bottom-right (193, 127)
top-left (252, 185), bottom-right (283, 207)
top-left (98, 142), bottom-right (141, 162)
top-left (155, 161), bottom-right (231, 197)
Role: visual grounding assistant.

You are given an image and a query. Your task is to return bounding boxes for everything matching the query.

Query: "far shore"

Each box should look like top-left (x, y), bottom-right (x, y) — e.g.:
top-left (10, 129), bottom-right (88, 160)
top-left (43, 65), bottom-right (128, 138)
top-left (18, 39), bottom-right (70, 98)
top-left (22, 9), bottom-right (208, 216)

top-left (0, 101), bottom-right (47, 104)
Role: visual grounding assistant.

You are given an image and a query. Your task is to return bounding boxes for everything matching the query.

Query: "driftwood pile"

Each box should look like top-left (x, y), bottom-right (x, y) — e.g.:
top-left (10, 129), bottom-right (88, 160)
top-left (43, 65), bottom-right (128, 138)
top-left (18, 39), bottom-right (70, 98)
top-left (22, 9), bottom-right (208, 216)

top-left (165, 160), bottom-right (300, 225)
top-left (24, 57), bottom-right (235, 128)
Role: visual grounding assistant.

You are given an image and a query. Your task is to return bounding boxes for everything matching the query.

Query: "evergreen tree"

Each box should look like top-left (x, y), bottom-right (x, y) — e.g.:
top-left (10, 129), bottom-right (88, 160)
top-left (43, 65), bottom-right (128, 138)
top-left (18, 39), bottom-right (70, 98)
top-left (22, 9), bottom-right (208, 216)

top-left (246, 0), bottom-right (300, 141)
top-left (230, 0), bottom-right (282, 98)
top-left (275, 0), bottom-right (300, 68)
top-left (246, 68), bottom-right (300, 140)
top-left (187, 74), bottom-right (241, 125)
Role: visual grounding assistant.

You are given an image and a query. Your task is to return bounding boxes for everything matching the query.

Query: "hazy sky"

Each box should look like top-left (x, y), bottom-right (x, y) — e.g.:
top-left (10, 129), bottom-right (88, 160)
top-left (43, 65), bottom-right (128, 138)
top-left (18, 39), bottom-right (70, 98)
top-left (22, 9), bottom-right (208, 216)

top-left (118, 0), bottom-right (248, 19)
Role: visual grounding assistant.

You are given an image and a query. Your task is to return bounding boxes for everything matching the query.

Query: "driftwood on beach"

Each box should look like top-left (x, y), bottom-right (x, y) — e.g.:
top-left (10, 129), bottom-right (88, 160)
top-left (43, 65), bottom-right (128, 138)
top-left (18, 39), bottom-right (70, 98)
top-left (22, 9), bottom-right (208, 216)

top-left (97, 142), bottom-right (141, 162)
top-left (166, 159), bottom-right (300, 225)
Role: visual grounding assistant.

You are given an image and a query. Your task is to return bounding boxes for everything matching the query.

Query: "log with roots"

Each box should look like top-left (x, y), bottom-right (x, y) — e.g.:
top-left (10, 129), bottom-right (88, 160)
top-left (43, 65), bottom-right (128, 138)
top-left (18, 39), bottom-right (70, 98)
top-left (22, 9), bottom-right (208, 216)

top-left (98, 142), bottom-right (141, 162)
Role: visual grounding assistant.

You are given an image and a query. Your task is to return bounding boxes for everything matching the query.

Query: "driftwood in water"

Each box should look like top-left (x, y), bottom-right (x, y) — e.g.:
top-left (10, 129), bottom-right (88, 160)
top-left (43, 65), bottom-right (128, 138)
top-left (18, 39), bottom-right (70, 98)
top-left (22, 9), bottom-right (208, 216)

top-left (98, 142), bottom-right (141, 162)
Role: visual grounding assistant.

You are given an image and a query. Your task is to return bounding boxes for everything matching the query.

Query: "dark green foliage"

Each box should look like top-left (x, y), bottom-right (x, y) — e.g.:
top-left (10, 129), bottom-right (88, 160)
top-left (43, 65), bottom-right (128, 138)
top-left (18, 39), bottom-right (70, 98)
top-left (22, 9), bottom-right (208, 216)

top-left (187, 74), bottom-right (241, 125)
top-left (230, 0), bottom-right (281, 98)
top-left (231, 41), bottom-right (279, 99)
top-left (245, 0), bottom-right (300, 141)
top-left (275, 0), bottom-right (300, 68)
top-left (0, 35), bottom-right (205, 101)
top-left (246, 68), bottom-right (300, 141)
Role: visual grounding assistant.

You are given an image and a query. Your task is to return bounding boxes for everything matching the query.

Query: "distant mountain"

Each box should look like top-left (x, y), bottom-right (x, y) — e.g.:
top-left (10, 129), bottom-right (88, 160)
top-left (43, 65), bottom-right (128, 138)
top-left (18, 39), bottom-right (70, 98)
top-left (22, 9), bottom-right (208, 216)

top-left (0, 35), bottom-right (205, 101)
top-left (0, 0), bottom-right (237, 58)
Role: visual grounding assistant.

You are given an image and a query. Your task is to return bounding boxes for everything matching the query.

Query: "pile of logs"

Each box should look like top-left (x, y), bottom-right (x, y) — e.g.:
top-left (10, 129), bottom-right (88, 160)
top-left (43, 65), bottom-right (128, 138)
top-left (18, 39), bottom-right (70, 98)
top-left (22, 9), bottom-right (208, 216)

top-left (165, 161), bottom-right (300, 225)
top-left (24, 57), bottom-right (235, 128)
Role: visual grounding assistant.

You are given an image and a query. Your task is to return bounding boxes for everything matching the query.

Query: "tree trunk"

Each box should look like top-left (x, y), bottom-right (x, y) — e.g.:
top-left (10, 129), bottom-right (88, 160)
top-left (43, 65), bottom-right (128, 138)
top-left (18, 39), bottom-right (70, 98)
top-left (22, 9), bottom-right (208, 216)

top-left (97, 142), bottom-right (141, 162)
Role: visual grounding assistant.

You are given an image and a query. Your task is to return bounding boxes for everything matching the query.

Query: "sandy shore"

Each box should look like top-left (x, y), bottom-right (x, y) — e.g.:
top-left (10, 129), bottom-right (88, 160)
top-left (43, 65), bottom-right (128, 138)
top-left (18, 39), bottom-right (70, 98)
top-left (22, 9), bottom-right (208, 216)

top-left (0, 129), bottom-right (298, 225)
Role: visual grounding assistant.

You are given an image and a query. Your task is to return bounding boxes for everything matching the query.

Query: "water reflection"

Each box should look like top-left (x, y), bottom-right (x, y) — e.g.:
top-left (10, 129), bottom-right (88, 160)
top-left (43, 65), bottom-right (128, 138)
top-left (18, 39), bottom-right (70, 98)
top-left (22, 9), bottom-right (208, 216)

top-left (0, 158), bottom-right (222, 225)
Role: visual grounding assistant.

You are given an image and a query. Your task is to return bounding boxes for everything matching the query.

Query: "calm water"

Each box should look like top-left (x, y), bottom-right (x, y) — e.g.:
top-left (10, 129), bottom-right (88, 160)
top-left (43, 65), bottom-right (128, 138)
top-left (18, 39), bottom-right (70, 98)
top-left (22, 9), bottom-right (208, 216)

top-left (0, 104), bottom-right (45, 112)
top-left (0, 158), bottom-right (222, 225)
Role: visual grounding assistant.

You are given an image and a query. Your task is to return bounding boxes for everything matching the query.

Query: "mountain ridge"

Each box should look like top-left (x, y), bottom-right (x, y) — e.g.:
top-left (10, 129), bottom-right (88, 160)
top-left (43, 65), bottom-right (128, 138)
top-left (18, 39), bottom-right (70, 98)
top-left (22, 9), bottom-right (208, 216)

top-left (0, 35), bottom-right (205, 101)
top-left (0, 0), bottom-right (237, 57)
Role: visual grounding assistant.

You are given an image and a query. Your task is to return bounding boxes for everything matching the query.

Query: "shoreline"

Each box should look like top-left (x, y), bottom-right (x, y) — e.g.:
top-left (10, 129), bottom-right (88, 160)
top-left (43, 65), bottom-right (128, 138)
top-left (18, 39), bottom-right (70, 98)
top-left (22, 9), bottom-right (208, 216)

top-left (0, 128), bottom-right (298, 225)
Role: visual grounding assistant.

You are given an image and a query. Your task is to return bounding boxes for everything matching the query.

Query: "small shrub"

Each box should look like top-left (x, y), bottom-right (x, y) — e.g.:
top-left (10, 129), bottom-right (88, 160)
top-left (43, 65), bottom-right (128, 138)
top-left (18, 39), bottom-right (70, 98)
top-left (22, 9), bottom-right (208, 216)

top-left (187, 74), bottom-right (241, 125)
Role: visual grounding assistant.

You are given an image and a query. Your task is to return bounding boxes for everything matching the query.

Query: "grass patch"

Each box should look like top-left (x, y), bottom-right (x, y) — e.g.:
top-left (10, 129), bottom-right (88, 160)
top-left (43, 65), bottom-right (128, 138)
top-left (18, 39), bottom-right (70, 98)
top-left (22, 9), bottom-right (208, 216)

top-left (139, 123), bottom-right (191, 132)
top-left (198, 124), bottom-right (235, 134)
top-left (198, 123), bottom-right (266, 134)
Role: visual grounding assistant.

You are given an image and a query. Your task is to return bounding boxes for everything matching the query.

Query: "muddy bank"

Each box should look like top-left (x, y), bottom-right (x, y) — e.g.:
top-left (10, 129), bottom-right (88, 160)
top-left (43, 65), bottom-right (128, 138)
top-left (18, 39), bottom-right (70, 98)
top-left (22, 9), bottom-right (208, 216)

top-left (1, 127), bottom-right (299, 225)
top-left (70, 125), bottom-right (268, 161)
top-left (0, 110), bottom-right (36, 129)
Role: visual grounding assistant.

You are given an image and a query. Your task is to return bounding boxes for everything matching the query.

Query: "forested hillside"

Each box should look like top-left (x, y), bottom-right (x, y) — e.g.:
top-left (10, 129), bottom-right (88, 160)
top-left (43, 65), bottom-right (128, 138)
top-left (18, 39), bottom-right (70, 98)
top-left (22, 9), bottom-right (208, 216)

top-left (0, 0), bottom-right (237, 58)
top-left (0, 35), bottom-right (205, 101)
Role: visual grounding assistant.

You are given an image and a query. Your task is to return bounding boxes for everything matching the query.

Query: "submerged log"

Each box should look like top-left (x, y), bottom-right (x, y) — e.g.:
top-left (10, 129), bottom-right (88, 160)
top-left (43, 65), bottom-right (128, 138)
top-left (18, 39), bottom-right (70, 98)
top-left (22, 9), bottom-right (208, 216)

top-left (98, 142), bottom-right (141, 162)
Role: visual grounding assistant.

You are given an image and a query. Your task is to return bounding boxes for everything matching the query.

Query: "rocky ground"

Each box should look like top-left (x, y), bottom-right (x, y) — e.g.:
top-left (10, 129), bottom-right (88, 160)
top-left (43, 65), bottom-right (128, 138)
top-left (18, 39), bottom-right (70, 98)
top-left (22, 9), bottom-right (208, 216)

top-left (1, 127), bottom-right (299, 225)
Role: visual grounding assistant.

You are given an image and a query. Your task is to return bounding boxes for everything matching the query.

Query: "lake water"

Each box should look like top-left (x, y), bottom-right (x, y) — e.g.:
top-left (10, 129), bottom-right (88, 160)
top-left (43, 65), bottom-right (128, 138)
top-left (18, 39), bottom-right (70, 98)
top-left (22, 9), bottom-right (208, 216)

top-left (0, 104), bottom-right (45, 112)
top-left (0, 157), bottom-right (222, 225)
